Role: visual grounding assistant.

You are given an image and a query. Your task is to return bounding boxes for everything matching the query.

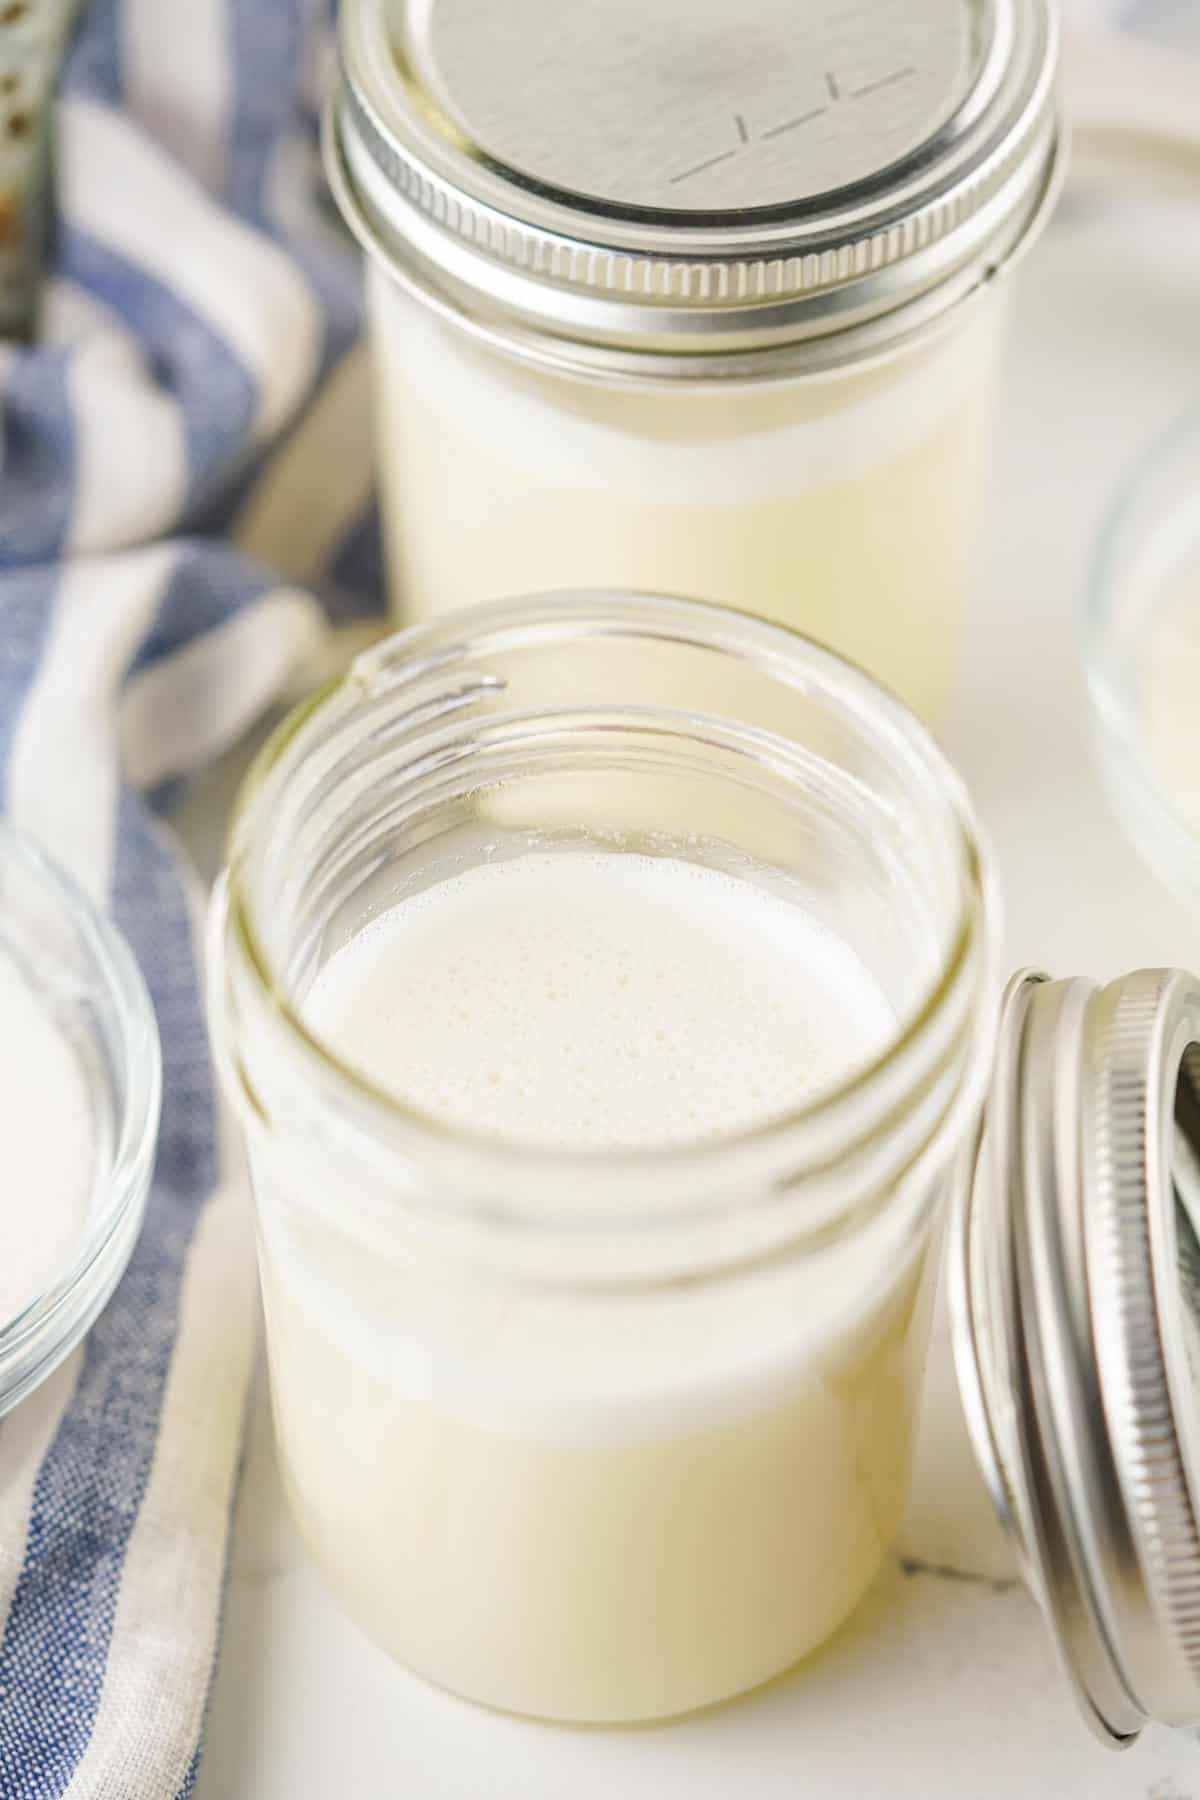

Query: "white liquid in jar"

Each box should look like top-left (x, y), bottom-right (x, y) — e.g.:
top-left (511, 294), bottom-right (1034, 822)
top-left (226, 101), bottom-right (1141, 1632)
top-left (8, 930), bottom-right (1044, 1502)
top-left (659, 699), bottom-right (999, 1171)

top-left (0, 945), bottom-right (94, 1322)
top-left (304, 853), bottom-right (894, 1149)
top-left (369, 270), bottom-right (1004, 720)
top-left (257, 851), bottom-right (933, 1721)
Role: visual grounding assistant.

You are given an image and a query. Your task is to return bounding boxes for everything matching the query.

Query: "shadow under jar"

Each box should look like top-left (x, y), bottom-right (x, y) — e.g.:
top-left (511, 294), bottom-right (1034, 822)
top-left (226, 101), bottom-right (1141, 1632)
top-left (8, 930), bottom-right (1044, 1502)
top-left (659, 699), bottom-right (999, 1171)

top-left (327, 0), bottom-right (1061, 719)
top-left (209, 593), bottom-right (995, 1723)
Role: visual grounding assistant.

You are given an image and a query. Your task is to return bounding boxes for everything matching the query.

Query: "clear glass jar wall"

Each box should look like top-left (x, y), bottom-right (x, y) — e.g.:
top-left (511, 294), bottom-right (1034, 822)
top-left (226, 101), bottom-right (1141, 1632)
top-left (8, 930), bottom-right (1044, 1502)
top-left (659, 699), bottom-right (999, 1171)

top-left (0, 821), bottom-right (160, 1415)
top-left (370, 275), bottom-right (1007, 721)
top-left (211, 594), bottom-right (995, 1722)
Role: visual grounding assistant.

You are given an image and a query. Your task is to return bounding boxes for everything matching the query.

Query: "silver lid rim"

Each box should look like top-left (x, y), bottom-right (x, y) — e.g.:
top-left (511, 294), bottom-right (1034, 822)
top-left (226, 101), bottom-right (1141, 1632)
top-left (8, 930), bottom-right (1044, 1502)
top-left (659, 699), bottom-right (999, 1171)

top-left (950, 970), bottom-right (1144, 1748)
top-left (331, 0), bottom-right (1059, 360)
top-left (951, 967), bottom-right (1200, 1747)
top-left (325, 101), bottom-right (1065, 379)
top-left (1010, 974), bottom-right (1147, 1745)
top-left (1084, 972), bottom-right (1200, 1726)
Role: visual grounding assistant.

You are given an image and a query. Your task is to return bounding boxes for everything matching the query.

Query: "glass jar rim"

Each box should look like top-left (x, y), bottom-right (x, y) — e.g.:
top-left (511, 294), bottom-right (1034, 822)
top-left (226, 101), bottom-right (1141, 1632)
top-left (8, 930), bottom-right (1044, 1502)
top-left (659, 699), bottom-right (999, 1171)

top-left (1085, 402), bottom-right (1200, 901)
top-left (0, 819), bottom-right (161, 1410)
top-left (219, 592), bottom-right (997, 1221)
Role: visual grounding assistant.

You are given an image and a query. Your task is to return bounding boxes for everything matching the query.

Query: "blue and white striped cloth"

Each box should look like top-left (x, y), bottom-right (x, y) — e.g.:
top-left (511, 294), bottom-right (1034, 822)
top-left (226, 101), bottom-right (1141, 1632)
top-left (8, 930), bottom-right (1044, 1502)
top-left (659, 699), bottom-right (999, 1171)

top-left (0, 4), bottom-right (381, 1793)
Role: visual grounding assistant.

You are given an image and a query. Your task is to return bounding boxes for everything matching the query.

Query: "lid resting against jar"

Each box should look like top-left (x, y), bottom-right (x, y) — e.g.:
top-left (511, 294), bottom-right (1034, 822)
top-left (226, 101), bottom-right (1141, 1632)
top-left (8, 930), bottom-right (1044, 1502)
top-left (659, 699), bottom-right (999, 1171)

top-left (328, 0), bottom-right (1062, 368)
top-left (951, 968), bottom-right (1200, 1746)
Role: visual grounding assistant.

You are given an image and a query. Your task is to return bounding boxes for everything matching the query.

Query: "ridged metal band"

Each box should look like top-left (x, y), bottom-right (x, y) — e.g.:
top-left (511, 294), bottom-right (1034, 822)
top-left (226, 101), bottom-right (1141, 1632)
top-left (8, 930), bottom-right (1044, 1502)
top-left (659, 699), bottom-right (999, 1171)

top-left (953, 967), bottom-right (1200, 1746)
top-left (1084, 971), bottom-right (1200, 1725)
top-left (331, 0), bottom-right (1061, 359)
top-left (1009, 974), bottom-right (1146, 1745)
top-left (337, 49), bottom-right (1056, 310)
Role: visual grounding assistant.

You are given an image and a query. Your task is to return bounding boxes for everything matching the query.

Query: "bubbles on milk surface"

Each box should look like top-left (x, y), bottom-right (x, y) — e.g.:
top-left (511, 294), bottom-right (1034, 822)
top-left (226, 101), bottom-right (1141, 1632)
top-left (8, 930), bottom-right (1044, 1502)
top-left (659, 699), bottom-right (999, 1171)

top-left (303, 851), bottom-right (895, 1152)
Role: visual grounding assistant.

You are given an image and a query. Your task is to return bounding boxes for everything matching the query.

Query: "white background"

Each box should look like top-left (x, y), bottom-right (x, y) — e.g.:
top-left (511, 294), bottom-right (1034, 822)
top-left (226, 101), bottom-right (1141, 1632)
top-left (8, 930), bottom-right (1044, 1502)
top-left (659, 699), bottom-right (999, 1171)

top-left (192, 43), bottom-right (1200, 1797)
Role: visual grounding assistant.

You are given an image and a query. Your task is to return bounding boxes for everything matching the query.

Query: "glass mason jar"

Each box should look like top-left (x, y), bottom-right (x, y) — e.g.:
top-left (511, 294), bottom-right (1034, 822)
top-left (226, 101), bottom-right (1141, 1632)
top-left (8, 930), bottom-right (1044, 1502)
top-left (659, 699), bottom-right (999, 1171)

top-left (1087, 408), bottom-right (1200, 907)
top-left (327, 0), bottom-right (1061, 719)
top-left (209, 592), bottom-right (996, 1723)
top-left (0, 820), bottom-right (160, 1416)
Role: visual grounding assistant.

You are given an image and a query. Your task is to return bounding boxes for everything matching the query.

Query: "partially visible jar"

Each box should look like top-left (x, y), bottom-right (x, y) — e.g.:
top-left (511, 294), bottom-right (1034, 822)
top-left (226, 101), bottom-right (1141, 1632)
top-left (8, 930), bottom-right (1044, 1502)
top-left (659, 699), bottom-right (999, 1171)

top-left (328, 0), bottom-right (1061, 718)
top-left (210, 592), bottom-right (996, 1723)
top-left (0, 821), bottom-right (160, 1417)
top-left (1087, 408), bottom-right (1200, 905)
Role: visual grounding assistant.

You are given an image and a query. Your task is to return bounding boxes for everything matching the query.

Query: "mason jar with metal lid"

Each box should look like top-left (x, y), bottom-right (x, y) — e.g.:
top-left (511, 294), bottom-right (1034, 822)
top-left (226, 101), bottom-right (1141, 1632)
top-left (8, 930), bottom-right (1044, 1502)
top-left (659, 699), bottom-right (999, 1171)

top-left (326, 0), bottom-right (1061, 718)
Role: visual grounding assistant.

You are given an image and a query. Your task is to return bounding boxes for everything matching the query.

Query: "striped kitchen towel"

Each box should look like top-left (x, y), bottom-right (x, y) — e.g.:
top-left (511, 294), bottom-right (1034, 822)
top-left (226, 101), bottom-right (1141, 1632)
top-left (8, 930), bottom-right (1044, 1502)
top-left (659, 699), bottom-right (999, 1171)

top-left (0, 2), bottom-right (382, 1794)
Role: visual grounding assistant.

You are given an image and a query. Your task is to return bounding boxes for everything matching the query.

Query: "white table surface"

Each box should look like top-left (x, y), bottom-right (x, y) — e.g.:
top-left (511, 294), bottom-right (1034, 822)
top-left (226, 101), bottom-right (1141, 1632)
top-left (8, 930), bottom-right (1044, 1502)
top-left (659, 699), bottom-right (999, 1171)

top-left (192, 177), bottom-right (1200, 1797)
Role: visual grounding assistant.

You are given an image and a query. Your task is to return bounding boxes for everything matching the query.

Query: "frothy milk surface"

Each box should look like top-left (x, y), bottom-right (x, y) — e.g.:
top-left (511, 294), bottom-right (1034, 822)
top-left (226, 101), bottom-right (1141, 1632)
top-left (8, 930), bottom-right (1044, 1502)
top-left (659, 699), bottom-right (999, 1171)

top-left (303, 851), bottom-right (895, 1151)
top-left (0, 945), bottom-right (94, 1321)
top-left (259, 849), bottom-right (933, 1721)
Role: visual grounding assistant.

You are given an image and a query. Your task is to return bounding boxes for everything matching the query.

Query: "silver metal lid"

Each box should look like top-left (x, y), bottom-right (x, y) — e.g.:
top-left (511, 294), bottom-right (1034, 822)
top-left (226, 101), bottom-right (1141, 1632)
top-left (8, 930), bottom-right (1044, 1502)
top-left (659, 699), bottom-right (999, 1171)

top-left (328, 0), bottom-right (1061, 368)
top-left (951, 968), bottom-right (1200, 1746)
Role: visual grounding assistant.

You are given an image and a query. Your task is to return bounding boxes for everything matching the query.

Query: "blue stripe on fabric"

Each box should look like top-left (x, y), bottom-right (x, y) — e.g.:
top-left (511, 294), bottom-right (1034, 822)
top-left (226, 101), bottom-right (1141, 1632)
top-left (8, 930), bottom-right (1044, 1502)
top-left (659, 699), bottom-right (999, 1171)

top-left (0, 788), bottom-right (217, 1797)
top-left (128, 539), bottom-right (280, 678)
top-left (110, 790), bottom-right (218, 1210)
top-left (175, 1436), bottom-right (248, 1800)
top-left (270, 105), bottom-right (364, 363)
top-left (0, 567), bottom-right (62, 793)
top-left (324, 496), bottom-right (386, 625)
top-left (145, 773), bottom-right (189, 819)
top-left (174, 1742), bottom-right (203, 1800)
top-left (182, 443), bottom-right (278, 545)
top-left (61, 0), bottom-right (123, 104)
top-left (0, 3), bottom-right (370, 1784)
top-left (0, 353), bottom-right (77, 565)
top-left (270, 137), bottom-right (363, 378)
top-left (60, 230), bottom-right (257, 520)
top-left (228, 0), bottom-right (306, 226)
top-left (226, 0), bottom-right (360, 382)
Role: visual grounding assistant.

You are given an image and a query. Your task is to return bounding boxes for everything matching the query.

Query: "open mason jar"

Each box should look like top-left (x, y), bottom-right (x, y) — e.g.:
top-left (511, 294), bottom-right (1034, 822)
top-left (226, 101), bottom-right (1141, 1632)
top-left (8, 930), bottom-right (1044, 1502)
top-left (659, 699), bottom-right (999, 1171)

top-left (209, 592), bottom-right (996, 1722)
top-left (326, 0), bottom-right (1062, 719)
